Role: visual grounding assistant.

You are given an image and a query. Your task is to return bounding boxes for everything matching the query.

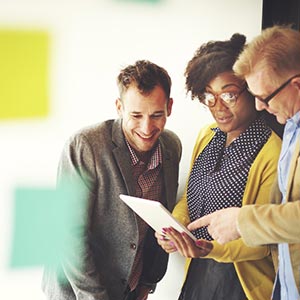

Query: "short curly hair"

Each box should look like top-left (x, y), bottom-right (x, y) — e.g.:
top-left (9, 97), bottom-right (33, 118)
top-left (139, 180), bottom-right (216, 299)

top-left (185, 33), bottom-right (246, 100)
top-left (117, 60), bottom-right (171, 100)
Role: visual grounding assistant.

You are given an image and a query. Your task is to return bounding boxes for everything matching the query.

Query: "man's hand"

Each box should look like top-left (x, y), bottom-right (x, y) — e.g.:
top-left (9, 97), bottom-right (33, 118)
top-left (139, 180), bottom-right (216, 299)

top-left (187, 207), bottom-right (241, 244)
top-left (162, 227), bottom-right (213, 258)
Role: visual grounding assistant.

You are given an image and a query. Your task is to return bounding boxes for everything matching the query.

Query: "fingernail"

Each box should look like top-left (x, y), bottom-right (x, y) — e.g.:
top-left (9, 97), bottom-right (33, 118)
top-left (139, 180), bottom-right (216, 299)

top-left (169, 241), bottom-right (177, 250)
top-left (196, 240), bottom-right (203, 246)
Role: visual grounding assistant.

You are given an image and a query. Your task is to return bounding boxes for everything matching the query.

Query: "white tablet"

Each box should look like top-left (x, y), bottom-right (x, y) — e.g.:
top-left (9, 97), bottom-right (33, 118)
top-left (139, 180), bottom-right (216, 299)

top-left (120, 194), bottom-right (197, 241)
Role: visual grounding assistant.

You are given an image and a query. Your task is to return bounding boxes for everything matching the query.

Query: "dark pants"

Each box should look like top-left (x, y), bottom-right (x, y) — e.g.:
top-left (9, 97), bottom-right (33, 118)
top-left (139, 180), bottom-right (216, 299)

top-left (179, 258), bottom-right (246, 300)
top-left (124, 286), bottom-right (138, 300)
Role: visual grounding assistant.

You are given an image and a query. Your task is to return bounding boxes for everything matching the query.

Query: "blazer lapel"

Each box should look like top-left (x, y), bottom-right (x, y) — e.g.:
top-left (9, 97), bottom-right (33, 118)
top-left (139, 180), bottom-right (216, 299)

top-left (160, 137), bottom-right (177, 210)
top-left (112, 119), bottom-right (136, 196)
top-left (112, 120), bottom-right (178, 207)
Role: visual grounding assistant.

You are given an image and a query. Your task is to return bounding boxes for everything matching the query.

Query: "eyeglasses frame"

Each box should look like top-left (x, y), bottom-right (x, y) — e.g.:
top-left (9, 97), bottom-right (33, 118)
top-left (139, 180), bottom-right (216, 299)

top-left (198, 86), bottom-right (247, 108)
top-left (247, 74), bottom-right (300, 106)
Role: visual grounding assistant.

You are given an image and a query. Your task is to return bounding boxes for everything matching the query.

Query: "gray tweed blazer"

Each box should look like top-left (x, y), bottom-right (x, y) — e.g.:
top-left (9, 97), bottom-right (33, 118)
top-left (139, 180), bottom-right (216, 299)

top-left (42, 118), bottom-right (182, 300)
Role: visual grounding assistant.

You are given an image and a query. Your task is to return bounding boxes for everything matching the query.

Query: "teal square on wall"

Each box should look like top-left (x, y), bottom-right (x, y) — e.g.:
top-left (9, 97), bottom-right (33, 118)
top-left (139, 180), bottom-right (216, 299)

top-left (9, 185), bottom-right (83, 268)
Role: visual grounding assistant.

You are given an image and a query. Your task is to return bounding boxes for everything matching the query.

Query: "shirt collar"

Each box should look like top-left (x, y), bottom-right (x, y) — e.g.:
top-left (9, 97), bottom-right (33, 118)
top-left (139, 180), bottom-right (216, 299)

top-left (125, 140), bottom-right (162, 169)
top-left (284, 111), bottom-right (300, 136)
top-left (211, 117), bottom-right (270, 153)
top-left (289, 110), bottom-right (300, 127)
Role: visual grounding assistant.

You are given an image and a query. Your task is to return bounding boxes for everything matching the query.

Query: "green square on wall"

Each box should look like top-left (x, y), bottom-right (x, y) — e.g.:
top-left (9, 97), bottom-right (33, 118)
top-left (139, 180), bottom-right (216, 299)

top-left (9, 185), bottom-right (83, 268)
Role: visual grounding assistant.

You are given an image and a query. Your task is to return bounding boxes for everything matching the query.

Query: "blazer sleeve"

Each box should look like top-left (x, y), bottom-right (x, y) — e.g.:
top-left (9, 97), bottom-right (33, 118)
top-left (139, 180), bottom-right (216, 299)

top-left (239, 143), bottom-right (300, 246)
top-left (239, 201), bottom-right (300, 245)
top-left (56, 133), bottom-right (110, 299)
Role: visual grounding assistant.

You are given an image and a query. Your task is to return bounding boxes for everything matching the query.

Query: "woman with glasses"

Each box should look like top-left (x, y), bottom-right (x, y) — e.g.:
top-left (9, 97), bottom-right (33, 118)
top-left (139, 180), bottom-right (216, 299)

top-left (156, 34), bottom-right (282, 300)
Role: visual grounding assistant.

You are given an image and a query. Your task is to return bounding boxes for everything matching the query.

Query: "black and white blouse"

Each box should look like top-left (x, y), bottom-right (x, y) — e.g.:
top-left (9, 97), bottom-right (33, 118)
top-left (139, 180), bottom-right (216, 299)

top-left (187, 117), bottom-right (271, 240)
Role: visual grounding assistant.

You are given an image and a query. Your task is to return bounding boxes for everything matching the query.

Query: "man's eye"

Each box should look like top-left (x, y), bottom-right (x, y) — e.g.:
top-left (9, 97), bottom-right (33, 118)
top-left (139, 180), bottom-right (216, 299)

top-left (152, 114), bottom-right (164, 119)
top-left (131, 115), bottom-right (142, 119)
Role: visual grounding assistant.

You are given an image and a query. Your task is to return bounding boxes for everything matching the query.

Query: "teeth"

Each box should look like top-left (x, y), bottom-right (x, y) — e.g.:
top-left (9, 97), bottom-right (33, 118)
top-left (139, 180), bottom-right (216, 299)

top-left (140, 135), bottom-right (152, 139)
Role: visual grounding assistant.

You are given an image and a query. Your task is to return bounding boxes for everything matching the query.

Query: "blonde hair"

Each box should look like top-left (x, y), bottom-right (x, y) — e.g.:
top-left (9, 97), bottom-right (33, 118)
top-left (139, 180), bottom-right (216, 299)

top-left (233, 25), bottom-right (300, 84)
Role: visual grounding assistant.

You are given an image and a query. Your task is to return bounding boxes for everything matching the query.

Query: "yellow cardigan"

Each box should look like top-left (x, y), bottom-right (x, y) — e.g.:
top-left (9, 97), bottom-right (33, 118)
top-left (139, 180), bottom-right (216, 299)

top-left (173, 123), bottom-right (282, 300)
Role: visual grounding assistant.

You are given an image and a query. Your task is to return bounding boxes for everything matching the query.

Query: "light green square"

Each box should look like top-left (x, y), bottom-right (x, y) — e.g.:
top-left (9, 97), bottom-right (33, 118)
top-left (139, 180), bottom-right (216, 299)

top-left (9, 185), bottom-right (83, 268)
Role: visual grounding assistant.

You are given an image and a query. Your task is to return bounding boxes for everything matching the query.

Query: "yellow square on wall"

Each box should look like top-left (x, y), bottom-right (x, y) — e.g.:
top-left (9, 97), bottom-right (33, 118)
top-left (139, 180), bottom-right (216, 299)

top-left (0, 29), bottom-right (49, 119)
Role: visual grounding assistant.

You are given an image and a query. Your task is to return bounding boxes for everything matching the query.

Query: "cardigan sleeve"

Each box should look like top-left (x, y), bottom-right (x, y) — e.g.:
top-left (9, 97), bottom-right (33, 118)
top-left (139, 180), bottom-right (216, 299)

top-left (204, 239), bottom-right (270, 262)
top-left (172, 192), bottom-right (190, 226)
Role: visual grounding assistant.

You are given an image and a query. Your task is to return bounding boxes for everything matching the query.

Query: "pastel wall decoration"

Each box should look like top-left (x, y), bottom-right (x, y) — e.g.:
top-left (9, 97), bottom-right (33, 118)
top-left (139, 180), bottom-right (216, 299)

top-left (0, 29), bottom-right (49, 120)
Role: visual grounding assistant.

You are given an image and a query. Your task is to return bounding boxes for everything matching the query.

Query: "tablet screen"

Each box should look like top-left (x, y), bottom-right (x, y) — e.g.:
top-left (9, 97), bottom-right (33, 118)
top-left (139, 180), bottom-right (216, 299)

top-left (120, 194), bottom-right (196, 241)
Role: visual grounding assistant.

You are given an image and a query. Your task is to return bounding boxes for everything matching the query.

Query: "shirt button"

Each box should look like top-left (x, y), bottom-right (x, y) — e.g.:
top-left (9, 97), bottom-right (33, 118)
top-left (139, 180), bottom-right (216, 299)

top-left (130, 243), bottom-right (137, 250)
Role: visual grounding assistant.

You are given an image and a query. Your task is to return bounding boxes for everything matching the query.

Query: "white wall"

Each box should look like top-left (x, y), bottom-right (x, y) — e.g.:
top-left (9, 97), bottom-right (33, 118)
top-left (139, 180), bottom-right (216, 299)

top-left (0, 0), bottom-right (262, 299)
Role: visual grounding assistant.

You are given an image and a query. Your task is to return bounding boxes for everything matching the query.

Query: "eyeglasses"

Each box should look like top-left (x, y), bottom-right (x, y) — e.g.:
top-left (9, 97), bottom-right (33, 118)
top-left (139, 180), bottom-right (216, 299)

top-left (198, 86), bottom-right (246, 108)
top-left (247, 74), bottom-right (300, 106)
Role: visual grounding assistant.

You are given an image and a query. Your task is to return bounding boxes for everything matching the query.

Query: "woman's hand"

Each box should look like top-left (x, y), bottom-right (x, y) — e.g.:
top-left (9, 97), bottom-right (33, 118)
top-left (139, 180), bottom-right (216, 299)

top-left (163, 227), bottom-right (213, 258)
top-left (155, 231), bottom-right (177, 253)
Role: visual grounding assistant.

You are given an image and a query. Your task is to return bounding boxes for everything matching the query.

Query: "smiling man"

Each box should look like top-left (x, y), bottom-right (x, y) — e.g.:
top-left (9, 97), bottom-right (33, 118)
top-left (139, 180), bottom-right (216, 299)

top-left (187, 25), bottom-right (300, 300)
top-left (42, 60), bottom-right (182, 300)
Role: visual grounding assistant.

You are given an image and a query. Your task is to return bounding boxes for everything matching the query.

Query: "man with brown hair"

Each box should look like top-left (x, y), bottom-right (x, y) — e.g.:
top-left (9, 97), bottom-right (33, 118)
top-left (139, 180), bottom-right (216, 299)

top-left (42, 60), bottom-right (182, 300)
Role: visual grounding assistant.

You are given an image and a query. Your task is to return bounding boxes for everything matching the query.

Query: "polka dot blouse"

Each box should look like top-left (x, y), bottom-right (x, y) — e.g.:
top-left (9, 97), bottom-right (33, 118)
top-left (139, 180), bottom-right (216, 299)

top-left (187, 117), bottom-right (271, 240)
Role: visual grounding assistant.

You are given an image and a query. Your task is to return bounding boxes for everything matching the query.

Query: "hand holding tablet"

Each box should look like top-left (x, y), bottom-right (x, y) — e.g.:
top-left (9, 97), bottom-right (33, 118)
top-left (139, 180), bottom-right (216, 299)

top-left (120, 194), bottom-right (197, 241)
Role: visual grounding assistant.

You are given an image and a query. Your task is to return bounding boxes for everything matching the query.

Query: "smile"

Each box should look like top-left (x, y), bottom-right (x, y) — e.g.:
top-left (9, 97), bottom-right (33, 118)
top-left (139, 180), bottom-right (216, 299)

top-left (215, 115), bottom-right (233, 123)
top-left (137, 133), bottom-right (155, 140)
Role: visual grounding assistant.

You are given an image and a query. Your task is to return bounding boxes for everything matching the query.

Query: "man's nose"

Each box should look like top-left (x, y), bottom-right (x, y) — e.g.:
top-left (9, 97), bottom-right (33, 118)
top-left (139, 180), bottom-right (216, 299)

top-left (140, 117), bottom-right (153, 134)
top-left (255, 98), bottom-right (267, 111)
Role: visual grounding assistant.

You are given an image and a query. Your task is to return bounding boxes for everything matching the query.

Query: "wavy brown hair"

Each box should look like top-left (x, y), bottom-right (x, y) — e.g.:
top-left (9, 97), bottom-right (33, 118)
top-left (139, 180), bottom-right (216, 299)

top-left (117, 60), bottom-right (172, 101)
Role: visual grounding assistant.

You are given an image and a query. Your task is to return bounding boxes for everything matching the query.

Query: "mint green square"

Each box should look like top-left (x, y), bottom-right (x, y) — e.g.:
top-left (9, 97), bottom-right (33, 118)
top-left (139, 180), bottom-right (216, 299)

top-left (9, 186), bottom-right (82, 268)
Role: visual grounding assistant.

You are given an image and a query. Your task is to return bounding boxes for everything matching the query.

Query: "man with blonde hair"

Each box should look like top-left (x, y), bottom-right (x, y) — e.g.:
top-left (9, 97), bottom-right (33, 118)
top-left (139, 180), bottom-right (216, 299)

top-left (188, 25), bottom-right (300, 299)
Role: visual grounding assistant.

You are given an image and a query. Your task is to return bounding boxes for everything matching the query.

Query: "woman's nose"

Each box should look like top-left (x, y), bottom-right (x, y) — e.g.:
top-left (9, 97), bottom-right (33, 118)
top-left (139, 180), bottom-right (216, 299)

top-left (213, 97), bottom-right (228, 110)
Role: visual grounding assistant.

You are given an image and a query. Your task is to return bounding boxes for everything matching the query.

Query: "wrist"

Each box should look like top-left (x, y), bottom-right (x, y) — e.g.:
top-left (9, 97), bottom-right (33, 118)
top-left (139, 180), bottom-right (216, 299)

top-left (236, 213), bottom-right (241, 238)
